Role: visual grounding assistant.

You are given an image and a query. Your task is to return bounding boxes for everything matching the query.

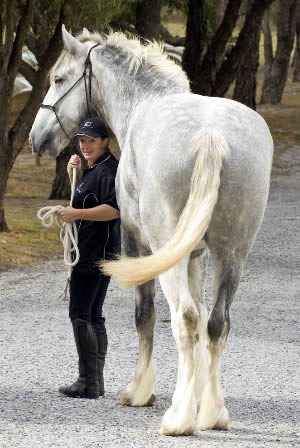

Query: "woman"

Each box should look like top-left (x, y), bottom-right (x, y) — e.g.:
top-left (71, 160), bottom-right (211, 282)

top-left (56, 117), bottom-right (120, 399)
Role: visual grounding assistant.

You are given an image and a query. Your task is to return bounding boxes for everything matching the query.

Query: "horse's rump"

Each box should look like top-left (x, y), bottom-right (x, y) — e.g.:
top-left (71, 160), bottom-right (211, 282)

top-left (101, 127), bottom-right (230, 286)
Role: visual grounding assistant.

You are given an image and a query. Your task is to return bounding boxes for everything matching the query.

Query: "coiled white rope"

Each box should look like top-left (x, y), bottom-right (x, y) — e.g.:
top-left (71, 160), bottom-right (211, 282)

top-left (37, 165), bottom-right (80, 282)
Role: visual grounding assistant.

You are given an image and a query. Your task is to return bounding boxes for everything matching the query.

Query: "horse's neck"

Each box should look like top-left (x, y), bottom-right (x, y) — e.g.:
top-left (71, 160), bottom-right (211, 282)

top-left (92, 70), bottom-right (137, 149)
top-left (90, 45), bottom-right (189, 148)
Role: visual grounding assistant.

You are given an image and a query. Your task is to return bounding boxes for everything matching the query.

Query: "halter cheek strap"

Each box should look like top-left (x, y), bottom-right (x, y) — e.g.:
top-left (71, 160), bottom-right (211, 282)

top-left (84, 44), bottom-right (99, 117)
top-left (40, 43), bottom-right (100, 145)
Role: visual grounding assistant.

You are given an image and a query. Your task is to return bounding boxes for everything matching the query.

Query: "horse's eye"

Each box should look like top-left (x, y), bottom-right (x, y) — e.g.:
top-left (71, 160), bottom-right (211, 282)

top-left (54, 75), bottom-right (63, 84)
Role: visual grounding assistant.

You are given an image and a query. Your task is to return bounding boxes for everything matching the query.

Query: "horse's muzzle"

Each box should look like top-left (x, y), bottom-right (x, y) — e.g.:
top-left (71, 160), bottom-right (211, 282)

top-left (29, 129), bottom-right (56, 157)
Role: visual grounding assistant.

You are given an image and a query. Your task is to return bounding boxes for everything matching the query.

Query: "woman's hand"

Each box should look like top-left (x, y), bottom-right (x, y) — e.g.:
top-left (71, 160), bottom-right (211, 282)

top-left (67, 154), bottom-right (81, 178)
top-left (56, 206), bottom-right (80, 223)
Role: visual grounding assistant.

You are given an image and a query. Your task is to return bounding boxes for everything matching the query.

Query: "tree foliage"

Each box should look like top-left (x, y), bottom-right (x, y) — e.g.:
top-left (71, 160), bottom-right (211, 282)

top-left (71, 0), bottom-right (137, 32)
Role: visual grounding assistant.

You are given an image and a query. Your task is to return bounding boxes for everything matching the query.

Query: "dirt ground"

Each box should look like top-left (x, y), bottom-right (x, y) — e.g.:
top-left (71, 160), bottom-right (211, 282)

top-left (0, 127), bottom-right (299, 448)
top-left (1, 77), bottom-right (300, 447)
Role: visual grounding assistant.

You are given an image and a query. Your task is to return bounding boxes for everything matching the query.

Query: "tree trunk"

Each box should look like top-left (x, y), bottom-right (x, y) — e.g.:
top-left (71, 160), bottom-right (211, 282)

top-left (293, 7), bottom-right (300, 81)
top-left (0, 143), bottom-right (18, 231)
top-left (233, 1), bottom-right (261, 109)
top-left (262, 10), bottom-right (273, 80)
top-left (214, 0), bottom-right (275, 98)
top-left (0, 0), bottom-right (35, 231)
top-left (260, 0), bottom-right (300, 104)
top-left (48, 145), bottom-right (73, 200)
top-left (183, 0), bottom-right (242, 96)
top-left (213, 0), bottom-right (228, 31)
top-left (182, 0), bottom-right (206, 87)
top-left (0, 159), bottom-right (10, 232)
top-left (136, 0), bottom-right (161, 40)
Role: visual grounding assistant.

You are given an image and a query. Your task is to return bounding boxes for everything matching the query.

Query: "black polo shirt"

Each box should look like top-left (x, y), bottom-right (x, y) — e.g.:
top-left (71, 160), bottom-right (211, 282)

top-left (72, 150), bottom-right (121, 274)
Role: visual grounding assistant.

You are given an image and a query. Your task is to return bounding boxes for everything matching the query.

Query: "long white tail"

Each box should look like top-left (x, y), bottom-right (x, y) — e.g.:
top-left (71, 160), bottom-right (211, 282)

top-left (101, 128), bottom-right (230, 288)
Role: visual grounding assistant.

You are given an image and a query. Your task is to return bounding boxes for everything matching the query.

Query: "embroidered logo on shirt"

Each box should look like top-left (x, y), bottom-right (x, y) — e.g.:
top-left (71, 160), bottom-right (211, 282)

top-left (77, 182), bottom-right (84, 193)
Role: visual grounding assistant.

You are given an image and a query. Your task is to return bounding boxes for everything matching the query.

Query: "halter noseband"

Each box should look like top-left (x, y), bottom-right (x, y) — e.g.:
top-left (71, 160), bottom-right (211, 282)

top-left (40, 43), bottom-right (100, 144)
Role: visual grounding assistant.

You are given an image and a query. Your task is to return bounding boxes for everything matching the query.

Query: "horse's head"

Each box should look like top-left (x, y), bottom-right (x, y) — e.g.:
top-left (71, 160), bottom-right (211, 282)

top-left (30, 26), bottom-right (100, 157)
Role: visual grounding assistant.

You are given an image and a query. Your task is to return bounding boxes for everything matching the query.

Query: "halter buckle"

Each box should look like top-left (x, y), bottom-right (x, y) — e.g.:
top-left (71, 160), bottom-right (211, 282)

top-left (40, 103), bottom-right (55, 111)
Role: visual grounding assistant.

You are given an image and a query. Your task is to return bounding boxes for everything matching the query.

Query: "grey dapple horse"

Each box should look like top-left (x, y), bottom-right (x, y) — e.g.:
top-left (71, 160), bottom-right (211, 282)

top-left (30, 26), bottom-right (273, 436)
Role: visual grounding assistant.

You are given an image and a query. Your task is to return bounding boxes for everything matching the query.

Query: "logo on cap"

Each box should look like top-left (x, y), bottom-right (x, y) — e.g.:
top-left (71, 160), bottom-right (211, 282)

top-left (84, 121), bottom-right (93, 127)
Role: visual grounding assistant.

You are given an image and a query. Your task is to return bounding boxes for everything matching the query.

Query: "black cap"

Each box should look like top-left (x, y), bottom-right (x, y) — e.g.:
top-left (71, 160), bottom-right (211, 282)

top-left (73, 117), bottom-right (109, 139)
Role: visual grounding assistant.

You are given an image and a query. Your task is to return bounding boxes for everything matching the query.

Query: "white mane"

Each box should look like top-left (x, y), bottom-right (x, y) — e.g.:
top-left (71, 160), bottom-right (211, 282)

top-left (51, 30), bottom-right (190, 93)
top-left (103, 32), bottom-right (190, 91)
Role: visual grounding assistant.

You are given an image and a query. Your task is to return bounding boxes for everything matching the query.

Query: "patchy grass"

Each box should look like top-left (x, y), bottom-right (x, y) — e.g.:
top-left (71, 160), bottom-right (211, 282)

top-left (1, 138), bottom-right (121, 271)
top-left (7, 157), bottom-right (56, 199)
top-left (1, 151), bottom-right (68, 271)
top-left (257, 72), bottom-right (300, 170)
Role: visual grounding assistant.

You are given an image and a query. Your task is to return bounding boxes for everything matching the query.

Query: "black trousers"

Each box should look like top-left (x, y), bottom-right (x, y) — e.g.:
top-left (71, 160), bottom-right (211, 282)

top-left (69, 270), bottom-right (110, 323)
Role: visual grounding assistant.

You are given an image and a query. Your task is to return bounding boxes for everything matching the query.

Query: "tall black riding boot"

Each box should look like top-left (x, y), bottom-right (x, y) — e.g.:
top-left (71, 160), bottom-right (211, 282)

top-left (59, 319), bottom-right (100, 399)
top-left (93, 318), bottom-right (108, 397)
top-left (59, 358), bottom-right (86, 398)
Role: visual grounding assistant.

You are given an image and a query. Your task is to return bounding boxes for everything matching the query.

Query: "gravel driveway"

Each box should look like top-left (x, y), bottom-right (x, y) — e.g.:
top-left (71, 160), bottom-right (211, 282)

top-left (0, 150), bottom-right (299, 448)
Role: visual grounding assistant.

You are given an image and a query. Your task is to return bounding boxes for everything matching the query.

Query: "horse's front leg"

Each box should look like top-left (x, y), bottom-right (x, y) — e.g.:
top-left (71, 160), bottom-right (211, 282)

top-left (119, 227), bottom-right (156, 407)
top-left (120, 280), bottom-right (156, 406)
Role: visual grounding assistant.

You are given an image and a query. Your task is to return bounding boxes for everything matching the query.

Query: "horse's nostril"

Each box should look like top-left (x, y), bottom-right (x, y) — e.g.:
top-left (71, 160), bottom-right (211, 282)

top-left (36, 138), bottom-right (52, 157)
top-left (29, 134), bottom-right (48, 155)
top-left (41, 138), bottom-right (50, 148)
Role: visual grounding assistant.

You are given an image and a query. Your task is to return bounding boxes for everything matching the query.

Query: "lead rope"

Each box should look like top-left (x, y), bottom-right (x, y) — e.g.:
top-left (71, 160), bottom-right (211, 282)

top-left (37, 165), bottom-right (79, 300)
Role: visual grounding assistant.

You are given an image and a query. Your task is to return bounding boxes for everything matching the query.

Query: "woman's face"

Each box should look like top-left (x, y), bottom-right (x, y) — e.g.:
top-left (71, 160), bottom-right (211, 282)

top-left (78, 135), bottom-right (108, 167)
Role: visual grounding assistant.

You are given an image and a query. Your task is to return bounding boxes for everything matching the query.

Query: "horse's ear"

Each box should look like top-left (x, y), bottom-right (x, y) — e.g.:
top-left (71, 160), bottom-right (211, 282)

top-left (82, 27), bottom-right (90, 39)
top-left (62, 24), bottom-right (84, 57)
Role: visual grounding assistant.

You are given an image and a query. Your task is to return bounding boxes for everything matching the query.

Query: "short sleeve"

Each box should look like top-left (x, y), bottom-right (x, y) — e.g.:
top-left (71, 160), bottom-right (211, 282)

top-left (97, 171), bottom-right (119, 211)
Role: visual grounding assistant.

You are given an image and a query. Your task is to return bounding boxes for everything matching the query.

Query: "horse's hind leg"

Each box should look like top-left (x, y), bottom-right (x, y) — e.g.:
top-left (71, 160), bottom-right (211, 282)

top-left (197, 253), bottom-right (242, 431)
top-left (158, 257), bottom-right (209, 436)
top-left (120, 280), bottom-right (156, 406)
top-left (188, 249), bottom-right (208, 309)
top-left (187, 250), bottom-right (212, 410)
top-left (119, 230), bottom-right (156, 407)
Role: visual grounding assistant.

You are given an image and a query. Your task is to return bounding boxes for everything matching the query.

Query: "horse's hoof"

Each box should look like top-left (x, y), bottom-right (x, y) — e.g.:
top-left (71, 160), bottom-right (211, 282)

top-left (159, 424), bottom-right (194, 436)
top-left (212, 407), bottom-right (231, 430)
top-left (212, 418), bottom-right (231, 430)
top-left (160, 407), bottom-right (196, 436)
top-left (120, 393), bottom-right (156, 407)
top-left (120, 393), bottom-right (132, 406)
top-left (145, 393), bottom-right (156, 406)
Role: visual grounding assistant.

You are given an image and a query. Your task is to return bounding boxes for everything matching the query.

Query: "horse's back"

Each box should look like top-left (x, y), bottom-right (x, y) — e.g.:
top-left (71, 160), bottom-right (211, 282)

top-left (131, 92), bottom-right (272, 174)
top-left (130, 92), bottom-right (272, 195)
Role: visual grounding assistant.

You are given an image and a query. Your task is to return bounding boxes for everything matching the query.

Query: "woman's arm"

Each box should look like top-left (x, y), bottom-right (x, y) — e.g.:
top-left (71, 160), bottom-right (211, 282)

top-left (56, 204), bottom-right (120, 223)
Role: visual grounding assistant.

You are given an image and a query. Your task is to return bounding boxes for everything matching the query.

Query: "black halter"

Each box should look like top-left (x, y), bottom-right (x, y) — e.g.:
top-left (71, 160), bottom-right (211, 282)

top-left (40, 43), bottom-right (100, 143)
